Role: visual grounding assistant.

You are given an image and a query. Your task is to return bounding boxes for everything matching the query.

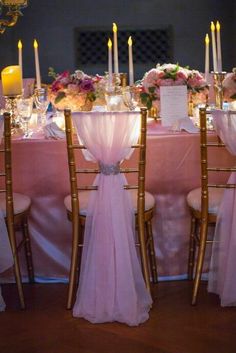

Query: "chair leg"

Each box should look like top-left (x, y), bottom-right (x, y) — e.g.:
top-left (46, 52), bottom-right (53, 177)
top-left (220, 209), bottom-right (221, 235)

top-left (22, 217), bottom-right (34, 283)
top-left (7, 223), bottom-right (25, 309)
top-left (138, 217), bottom-right (151, 295)
top-left (191, 218), bottom-right (208, 305)
top-left (67, 217), bottom-right (80, 310)
top-left (146, 220), bottom-right (158, 284)
top-left (188, 216), bottom-right (197, 280)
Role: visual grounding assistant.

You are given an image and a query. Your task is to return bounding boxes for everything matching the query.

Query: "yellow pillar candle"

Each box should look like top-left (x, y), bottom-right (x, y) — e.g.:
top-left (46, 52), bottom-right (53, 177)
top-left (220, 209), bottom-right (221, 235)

top-left (1, 65), bottom-right (23, 96)
top-left (34, 39), bottom-right (41, 89)
top-left (216, 21), bottom-right (222, 72)
top-left (18, 39), bottom-right (23, 79)
top-left (113, 23), bottom-right (119, 74)
top-left (211, 21), bottom-right (218, 72)
top-left (128, 36), bottom-right (134, 86)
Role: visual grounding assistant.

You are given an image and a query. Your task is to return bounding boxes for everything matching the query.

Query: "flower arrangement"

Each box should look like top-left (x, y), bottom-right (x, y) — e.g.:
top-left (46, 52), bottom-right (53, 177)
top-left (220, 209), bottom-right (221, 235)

top-left (222, 68), bottom-right (236, 101)
top-left (139, 63), bottom-right (208, 109)
top-left (48, 68), bottom-right (105, 111)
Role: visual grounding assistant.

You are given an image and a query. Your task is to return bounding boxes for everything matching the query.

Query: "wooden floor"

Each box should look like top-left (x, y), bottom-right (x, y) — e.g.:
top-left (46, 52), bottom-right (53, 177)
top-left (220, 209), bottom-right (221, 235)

top-left (0, 281), bottom-right (235, 353)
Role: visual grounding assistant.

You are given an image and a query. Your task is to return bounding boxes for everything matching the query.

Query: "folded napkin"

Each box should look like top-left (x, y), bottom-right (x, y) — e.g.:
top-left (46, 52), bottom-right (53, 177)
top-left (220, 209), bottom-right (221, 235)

top-left (43, 122), bottom-right (65, 139)
top-left (178, 117), bottom-right (199, 133)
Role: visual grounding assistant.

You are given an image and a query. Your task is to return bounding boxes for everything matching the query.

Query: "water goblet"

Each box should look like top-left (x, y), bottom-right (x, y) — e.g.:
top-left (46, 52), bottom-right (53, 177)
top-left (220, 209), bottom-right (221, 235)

top-left (17, 97), bottom-right (33, 138)
top-left (34, 87), bottom-right (49, 127)
top-left (122, 86), bottom-right (139, 111)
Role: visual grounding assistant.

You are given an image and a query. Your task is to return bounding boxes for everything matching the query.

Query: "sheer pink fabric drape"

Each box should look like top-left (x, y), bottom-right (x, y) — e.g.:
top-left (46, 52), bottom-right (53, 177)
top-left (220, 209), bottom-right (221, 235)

top-left (208, 110), bottom-right (236, 306)
top-left (71, 111), bottom-right (152, 326)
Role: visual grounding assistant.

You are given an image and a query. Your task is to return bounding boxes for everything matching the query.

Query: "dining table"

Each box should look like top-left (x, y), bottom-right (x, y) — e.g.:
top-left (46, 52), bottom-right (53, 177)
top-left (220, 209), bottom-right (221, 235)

top-left (0, 116), bottom-right (235, 287)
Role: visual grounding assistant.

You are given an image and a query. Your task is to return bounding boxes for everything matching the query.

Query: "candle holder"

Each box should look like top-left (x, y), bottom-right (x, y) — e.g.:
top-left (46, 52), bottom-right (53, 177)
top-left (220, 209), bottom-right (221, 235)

top-left (148, 106), bottom-right (159, 121)
top-left (119, 73), bottom-right (128, 87)
top-left (4, 95), bottom-right (22, 129)
top-left (212, 71), bottom-right (226, 109)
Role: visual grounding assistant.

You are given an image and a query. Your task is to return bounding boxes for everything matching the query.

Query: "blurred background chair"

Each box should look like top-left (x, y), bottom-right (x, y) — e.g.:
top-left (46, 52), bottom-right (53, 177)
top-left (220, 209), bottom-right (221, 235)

top-left (0, 112), bottom-right (34, 309)
top-left (64, 108), bottom-right (158, 311)
top-left (186, 107), bottom-right (236, 305)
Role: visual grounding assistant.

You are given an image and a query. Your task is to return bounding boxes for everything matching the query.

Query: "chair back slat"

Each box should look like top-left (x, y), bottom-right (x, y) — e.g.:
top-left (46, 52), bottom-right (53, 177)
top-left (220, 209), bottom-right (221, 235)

top-left (199, 107), bottom-right (236, 222)
top-left (64, 108), bottom-right (148, 213)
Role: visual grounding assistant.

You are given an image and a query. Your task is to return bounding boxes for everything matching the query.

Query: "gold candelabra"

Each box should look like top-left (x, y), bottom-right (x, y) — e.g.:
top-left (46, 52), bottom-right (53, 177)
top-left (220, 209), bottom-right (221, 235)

top-left (213, 72), bottom-right (226, 109)
top-left (0, 0), bottom-right (28, 34)
top-left (4, 95), bottom-right (21, 129)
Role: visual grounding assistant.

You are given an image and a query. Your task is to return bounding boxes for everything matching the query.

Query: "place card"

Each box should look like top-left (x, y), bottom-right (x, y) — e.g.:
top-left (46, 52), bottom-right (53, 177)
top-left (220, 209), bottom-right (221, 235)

top-left (160, 85), bottom-right (188, 127)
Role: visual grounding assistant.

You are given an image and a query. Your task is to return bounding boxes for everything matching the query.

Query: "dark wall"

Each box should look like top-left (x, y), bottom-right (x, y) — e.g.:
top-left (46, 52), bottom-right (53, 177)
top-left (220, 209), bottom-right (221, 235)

top-left (0, 0), bottom-right (235, 82)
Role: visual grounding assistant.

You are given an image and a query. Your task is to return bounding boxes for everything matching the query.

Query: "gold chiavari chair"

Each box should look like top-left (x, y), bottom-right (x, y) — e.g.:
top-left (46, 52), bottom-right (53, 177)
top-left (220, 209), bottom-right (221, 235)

top-left (0, 113), bottom-right (34, 309)
top-left (64, 108), bottom-right (158, 310)
top-left (186, 107), bottom-right (236, 305)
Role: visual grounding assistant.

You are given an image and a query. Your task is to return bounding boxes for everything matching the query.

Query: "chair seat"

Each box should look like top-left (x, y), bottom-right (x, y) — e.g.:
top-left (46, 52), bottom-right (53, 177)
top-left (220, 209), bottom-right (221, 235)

top-left (0, 192), bottom-right (31, 216)
top-left (187, 187), bottom-right (224, 214)
top-left (64, 189), bottom-right (155, 216)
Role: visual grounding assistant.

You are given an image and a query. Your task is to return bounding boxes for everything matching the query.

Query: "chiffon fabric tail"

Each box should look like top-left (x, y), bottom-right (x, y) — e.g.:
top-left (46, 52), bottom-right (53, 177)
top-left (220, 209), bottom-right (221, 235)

top-left (72, 174), bottom-right (152, 325)
top-left (208, 173), bottom-right (236, 306)
top-left (72, 111), bottom-right (152, 325)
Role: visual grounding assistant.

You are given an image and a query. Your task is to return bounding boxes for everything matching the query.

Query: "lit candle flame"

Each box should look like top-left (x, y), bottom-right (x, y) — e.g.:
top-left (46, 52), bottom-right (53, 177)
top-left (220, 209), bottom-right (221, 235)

top-left (18, 39), bottom-right (22, 49)
top-left (108, 38), bottom-right (112, 48)
top-left (216, 21), bottom-right (220, 31)
top-left (205, 33), bottom-right (210, 45)
top-left (33, 39), bottom-right (38, 49)
top-left (113, 23), bottom-right (117, 33)
top-left (211, 21), bottom-right (215, 31)
top-left (128, 36), bottom-right (132, 46)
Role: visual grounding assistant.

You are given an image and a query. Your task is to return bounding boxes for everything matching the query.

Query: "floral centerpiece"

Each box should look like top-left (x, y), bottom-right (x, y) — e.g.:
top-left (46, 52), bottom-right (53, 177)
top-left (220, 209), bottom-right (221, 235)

top-left (222, 68), bottom-right (236, 102)
top-left (48, 68), bottom-right (105, 111)
top-left (139, 63), bottom-right (209, 110)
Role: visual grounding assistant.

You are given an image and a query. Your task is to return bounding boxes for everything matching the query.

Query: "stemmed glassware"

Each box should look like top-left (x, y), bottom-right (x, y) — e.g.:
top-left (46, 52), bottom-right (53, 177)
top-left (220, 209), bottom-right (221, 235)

top-left (17, 97), bottom-right (33, 138)
top-left (122, 86), bottom-right (139, 111)
top-left (34, 87), bottom-right (49, 127)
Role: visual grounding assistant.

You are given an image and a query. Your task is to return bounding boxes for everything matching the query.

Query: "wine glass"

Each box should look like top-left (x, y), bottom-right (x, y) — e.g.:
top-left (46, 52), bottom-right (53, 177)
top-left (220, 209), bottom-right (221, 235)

top-left (17, 97), bottom-right (33, 138)
top-left (34, 87), bottom-right (49, 127)
top-left (122, 86), bottom-right (139, 111)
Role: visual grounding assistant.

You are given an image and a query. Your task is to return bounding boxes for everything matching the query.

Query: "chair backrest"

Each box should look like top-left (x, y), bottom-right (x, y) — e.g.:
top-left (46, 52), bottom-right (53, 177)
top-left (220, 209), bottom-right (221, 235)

top-left (64, 107), bottom-right (148, 219)
top-left (199, 107), bottom-right (236, 221)
top-left (0, 113), bottom-right (15, 232)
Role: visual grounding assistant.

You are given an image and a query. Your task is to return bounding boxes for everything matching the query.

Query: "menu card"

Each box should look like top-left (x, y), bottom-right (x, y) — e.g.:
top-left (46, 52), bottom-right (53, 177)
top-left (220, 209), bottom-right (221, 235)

top-left (160, 86), bottom-right (188, 126)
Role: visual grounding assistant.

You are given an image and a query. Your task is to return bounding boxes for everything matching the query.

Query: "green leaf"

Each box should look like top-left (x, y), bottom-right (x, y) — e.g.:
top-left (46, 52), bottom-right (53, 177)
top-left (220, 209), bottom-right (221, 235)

top-left (55, 91), bottom-right (66, 104)
top-left (48, 67), bottom-right (57, 80)
top-left (148, 87), bottom-right (156, 94)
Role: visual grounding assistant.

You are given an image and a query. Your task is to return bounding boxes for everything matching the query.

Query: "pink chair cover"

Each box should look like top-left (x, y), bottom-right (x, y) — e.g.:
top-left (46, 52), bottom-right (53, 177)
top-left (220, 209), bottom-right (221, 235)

top-left (0, 115), bottom-right (14, 311)
top-left (208, 110), bottom-right (236, 306)
top-left (71, 111), bottom-right (152, 326)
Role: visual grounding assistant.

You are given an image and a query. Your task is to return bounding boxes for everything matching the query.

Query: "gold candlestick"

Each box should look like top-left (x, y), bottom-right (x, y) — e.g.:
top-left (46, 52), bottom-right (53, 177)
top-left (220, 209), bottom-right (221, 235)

top-left (4, 95), bottom-right (21, 129)
top-left (213, 72), bottom-right (226, 109)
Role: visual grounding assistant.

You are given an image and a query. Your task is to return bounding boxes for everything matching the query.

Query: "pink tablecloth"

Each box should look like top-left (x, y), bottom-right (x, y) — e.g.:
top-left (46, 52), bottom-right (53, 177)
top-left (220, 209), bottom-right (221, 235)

top-left (1, 122), bottom-right (235, 282)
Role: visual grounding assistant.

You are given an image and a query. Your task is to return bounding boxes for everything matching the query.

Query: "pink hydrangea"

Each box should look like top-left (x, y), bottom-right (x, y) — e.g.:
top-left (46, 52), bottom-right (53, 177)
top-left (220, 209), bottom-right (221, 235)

top-left (140, 63), bottom-right (208, 109)
top-left (222, 70), bottom-right (236, 101)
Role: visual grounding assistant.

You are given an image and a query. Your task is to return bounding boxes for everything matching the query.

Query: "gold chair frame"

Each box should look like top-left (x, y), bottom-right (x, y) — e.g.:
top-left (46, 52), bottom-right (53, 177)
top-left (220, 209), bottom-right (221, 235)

top-left (64, 108), bottom-right (158, 310)
top-left (0, 113), bottom-right (34, 309)
top-left (188, 107), bottom-right (236, 305)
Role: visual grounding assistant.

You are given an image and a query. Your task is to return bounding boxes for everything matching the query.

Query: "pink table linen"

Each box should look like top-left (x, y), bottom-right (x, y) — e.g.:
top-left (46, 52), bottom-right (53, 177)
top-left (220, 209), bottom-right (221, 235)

top-left (0, 122), bottom-right (235, 287)
top-left (208, 110), bottom-right (236, 306)
top-left (71, 111), bottom-right (152, 325)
